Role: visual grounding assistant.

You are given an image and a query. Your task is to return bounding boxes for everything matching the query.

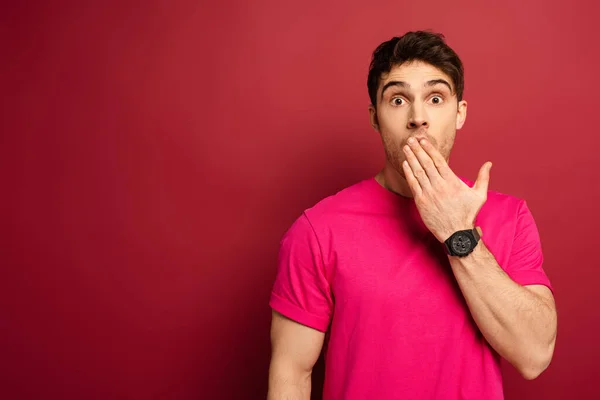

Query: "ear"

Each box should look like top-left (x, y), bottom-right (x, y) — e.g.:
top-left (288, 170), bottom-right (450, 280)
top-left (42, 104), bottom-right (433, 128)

top-left (368, 104), bottom-right (380, 132)
top-left (456, 100), bottom-right (468, 130)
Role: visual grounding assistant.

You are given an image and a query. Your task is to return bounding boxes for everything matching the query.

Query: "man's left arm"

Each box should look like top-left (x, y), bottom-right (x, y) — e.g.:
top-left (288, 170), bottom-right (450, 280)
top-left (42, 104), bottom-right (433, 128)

top-left (401, 137), bottom-right (557, 380)
top-left (448, 241), bottom-right (557, 380)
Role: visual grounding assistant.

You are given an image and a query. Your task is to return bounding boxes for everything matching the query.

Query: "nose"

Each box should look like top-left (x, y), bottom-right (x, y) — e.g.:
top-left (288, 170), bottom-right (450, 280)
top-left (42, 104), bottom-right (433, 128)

top-left (407, 103), bottom-right (429, 129)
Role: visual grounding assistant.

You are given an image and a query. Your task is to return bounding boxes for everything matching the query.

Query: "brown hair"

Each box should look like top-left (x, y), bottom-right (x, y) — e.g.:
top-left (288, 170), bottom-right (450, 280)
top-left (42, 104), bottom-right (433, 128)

top-left (367, 31), bottom-right (464, 108)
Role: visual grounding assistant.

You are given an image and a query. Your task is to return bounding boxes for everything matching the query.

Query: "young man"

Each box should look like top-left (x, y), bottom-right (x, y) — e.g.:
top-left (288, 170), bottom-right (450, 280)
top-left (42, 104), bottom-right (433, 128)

top-left (267, 31), bottom-right (557, 400)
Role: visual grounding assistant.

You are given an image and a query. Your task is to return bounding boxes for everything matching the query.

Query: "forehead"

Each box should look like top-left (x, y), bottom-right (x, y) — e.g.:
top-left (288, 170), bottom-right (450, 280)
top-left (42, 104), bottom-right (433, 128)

top-left (379, 61), bottom-right (454, 93)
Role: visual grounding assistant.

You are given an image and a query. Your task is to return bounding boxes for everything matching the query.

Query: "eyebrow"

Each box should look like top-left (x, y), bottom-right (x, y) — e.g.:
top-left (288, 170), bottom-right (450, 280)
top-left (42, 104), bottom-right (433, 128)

top-left (380, 79), bottom-right (453, 100)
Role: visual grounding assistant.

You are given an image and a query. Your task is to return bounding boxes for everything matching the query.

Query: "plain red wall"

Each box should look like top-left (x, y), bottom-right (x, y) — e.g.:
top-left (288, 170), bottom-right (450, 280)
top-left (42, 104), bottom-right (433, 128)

top-left (2, 0), bottom-right (599, 399)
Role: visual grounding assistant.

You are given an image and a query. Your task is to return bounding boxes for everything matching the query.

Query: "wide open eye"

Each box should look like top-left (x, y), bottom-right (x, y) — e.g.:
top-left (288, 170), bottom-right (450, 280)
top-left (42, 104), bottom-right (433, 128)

top-left (429, 96), bottom-right (444, 105)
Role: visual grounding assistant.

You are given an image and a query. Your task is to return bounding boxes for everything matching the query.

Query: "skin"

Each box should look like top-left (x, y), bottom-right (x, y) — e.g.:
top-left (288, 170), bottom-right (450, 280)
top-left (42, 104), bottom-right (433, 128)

top-left (268, 311), bottom-right (322, 400)
top-left (369, 59), bottom-right (481, 241)
top-left (268, 60), bottom-right (557, 399)
top-left (371, 60), bottom-right (557, 379)
top-left (368, 60), bottom-right (467, 199)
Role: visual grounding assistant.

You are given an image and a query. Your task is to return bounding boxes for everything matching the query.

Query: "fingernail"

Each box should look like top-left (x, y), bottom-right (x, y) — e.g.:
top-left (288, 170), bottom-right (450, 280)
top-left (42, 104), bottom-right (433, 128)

top-left (420, 139), bottom-right (426, 145)
top-left (407, 137), bottom-right (415, 144)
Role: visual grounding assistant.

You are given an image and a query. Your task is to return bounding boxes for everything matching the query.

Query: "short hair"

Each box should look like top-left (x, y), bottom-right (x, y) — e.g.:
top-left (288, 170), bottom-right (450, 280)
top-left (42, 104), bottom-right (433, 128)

top-left (367, 31), bottom-right (464, 108)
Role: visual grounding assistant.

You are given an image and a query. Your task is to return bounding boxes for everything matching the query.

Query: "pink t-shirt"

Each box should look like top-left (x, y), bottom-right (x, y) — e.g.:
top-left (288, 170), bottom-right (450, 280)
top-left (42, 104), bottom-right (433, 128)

top-left (270, 177), bottom-right (553, 400)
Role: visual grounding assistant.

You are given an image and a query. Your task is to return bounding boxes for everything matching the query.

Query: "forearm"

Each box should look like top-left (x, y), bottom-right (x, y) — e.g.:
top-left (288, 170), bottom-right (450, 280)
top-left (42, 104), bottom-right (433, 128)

top-left (267, 360), bottom-right (311, 400)
top-left (448, 241), bottom-right (557, 379)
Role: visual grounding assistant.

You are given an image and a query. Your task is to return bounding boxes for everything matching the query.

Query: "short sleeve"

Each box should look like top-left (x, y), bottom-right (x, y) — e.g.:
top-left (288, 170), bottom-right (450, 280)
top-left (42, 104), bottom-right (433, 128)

top-left (269, 213), bottom-right (333, 332)
top-left (503, 200), bottom-right (553, 293)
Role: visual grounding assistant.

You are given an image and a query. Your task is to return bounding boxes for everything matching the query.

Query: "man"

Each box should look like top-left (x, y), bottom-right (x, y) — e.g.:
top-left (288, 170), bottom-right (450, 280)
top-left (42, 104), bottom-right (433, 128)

top-left (267, 31), bottom-right (557, 400)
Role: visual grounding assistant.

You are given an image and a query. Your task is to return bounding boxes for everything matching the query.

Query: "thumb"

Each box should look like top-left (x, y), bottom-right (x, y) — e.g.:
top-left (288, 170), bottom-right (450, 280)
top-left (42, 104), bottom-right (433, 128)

top-left (473, 161), bottom-right (492, 195)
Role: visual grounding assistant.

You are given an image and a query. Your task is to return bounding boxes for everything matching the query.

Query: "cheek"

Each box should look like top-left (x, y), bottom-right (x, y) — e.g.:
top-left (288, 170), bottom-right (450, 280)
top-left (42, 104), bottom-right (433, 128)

top-left (379, 107), bottom-right (407, 125)
top-left (380, 132), bottom-right (404, 159)
top-left (438, 132), bottom-right (457, 156)
top-left (439, 107), bottom-right (459, 127)
top-left (379, 111), bottom-right (407, 139)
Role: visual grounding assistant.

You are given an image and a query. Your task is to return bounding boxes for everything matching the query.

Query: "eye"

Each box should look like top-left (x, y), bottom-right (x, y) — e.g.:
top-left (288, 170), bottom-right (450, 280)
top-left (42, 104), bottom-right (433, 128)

top-left (429, 95), bottom-right (444, 105)
top-left (391, 97), bottom-right (405, 106)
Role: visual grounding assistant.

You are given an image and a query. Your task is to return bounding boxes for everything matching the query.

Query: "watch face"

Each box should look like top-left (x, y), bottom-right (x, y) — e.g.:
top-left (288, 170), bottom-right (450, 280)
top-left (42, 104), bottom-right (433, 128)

top-left (451, 233), bottom-right (472, 255)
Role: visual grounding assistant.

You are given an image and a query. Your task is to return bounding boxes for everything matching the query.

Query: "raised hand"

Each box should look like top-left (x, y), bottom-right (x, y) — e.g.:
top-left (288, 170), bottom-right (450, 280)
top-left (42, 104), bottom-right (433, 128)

top-left (402, 137), bottom-right (492, 243)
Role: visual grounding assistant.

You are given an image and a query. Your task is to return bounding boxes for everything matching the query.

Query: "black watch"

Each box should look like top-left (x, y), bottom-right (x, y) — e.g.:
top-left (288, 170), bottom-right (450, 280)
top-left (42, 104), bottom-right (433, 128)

top-left (444, 226), bottom-right (483, 257)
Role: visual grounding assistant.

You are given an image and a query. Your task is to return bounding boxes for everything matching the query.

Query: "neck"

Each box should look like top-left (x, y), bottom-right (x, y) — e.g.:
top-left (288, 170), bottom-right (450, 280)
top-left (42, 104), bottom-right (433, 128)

top-left (374, 162), bottom-right (414, 199)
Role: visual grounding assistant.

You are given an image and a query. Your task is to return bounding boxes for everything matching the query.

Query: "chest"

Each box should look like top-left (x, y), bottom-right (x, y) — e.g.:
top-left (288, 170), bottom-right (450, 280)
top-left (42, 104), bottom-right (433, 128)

top-left (328, 215), bottom-right (471, 323)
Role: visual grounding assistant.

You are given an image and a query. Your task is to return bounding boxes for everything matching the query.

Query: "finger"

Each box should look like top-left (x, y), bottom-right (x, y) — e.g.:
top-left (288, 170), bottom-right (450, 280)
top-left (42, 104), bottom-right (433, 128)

top-left (403, 144), bottom-right (432, 192)
top-left (402, 159), bottom-right (422, 197)
top-left (418, 139), bottom-right (453, 180)
top-left (473, 161), bottom-right (492, 195)
top-left (407, 138), bottom-right (442, 182)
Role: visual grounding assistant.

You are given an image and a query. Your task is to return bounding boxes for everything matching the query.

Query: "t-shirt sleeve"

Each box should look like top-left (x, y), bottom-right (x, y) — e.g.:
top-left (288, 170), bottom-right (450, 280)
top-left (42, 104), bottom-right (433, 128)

top-left (269, 213), bottom-right (333, 333)
top-left (503, 200), bottom-right (553, 293)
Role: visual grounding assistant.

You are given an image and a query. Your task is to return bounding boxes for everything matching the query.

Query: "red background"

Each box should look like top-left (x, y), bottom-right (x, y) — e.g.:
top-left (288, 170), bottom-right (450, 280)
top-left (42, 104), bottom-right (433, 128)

top-left (2, 1), bottom-right (599, 399)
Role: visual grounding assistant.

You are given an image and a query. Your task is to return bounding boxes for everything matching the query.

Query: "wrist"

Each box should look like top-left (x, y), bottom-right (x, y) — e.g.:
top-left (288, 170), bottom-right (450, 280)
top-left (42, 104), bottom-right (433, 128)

top-left (439, 224), bottom-right (475, 243)
top-left (443, 226), bottom-right (483, 257)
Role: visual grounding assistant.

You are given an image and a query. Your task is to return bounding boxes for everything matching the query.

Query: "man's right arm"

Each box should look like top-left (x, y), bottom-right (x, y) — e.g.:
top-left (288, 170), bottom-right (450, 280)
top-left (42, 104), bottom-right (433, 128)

top-left (267, 310), bottom-right (325, 400)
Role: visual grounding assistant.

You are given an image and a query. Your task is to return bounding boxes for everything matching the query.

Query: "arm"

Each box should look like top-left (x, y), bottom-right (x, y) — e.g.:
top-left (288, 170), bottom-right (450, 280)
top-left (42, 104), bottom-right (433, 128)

top-left (268, 311), bottom-right (325, 400)
top-left (401, 137), bottom-right (557, 379)
top-left (448, 241), bottom-right (557, 379)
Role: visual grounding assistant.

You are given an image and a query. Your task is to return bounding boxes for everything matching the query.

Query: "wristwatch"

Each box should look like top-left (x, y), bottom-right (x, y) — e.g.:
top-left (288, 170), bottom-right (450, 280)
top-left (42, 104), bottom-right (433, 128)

top-left (444, 226), bottom-right (483, 257)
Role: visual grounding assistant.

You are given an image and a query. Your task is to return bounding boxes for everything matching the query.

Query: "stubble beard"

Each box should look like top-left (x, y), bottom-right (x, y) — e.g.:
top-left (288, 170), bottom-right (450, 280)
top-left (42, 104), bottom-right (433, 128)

top-left (382, 135), bottom-right (406, 178)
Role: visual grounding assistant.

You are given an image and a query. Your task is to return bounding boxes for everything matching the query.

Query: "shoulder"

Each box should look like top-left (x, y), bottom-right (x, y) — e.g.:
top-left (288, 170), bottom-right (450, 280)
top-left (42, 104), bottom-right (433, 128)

top-left (280, 179), bottom-right (372, 266)
top-left (459, 176), bottom-right (525, 215)
top-left (303, 178), bottom-right (373, 224)
top-left (282, 178), bottom-right (373, 243)
top-left (459, 177), bottom-right (539, 256)
top-left (459, 176), bottom-right (533, 245)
